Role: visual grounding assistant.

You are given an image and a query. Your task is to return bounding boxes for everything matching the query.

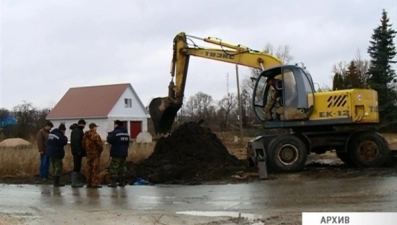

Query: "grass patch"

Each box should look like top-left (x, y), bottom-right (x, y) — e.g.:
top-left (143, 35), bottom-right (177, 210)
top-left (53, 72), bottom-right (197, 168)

top-left (0, 142), bottom-right (155, 177)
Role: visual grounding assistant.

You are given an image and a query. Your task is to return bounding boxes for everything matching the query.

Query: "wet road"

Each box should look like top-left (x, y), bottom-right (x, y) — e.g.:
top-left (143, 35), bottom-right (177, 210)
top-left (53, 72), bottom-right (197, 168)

top-left (1, 177), bottom-right (397, 225)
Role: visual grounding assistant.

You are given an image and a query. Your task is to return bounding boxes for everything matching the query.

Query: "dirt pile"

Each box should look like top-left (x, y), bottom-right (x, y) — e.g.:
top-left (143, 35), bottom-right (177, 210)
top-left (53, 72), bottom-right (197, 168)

top-left (0, 138), bottom-right (32, 148)
top-left (129, 122), bottom-right (247, 184)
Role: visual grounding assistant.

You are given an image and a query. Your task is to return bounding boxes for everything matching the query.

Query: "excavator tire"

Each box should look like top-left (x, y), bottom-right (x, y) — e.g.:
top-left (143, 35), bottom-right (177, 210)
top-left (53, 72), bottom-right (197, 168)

top-left (348, 131), bottom-right (390, 168)
top-left (267, 134), bottom-right (307, 172)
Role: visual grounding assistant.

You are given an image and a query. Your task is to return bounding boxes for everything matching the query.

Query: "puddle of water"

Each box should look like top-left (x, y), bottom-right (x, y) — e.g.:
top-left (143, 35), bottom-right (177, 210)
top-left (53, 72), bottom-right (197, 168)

top-left (176, 211), bottom-right (264, 224)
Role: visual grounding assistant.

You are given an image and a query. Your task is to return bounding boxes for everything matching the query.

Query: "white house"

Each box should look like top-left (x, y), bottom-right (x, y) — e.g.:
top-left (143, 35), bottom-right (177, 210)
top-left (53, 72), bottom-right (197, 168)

top-left (46, 83), bottom-right (150, 141)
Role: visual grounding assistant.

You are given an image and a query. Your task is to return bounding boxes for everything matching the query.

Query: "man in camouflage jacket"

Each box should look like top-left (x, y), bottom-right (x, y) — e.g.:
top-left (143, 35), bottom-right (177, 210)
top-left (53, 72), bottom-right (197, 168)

top-left (82, 123), bottom-right (103, 188)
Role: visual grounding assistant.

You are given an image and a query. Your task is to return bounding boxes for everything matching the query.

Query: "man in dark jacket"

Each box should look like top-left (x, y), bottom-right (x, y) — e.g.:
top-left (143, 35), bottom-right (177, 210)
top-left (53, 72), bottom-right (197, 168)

top-left (47, 124), bottom-right (68, 187)
top-left (69, 119), bottom-right (86, 188)
top-left (36, 121), bottom-right (53, 180)
top-left (107, 120), bottom-right (130, 187)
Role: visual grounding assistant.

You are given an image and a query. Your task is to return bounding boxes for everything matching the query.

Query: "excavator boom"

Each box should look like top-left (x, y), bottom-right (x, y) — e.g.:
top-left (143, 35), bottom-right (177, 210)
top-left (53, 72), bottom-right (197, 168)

top-left (149, 32), bottom-right (283, 134)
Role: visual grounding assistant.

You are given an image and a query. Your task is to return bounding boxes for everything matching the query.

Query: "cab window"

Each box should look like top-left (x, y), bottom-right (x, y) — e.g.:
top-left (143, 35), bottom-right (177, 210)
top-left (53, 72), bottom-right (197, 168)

top-left (282, 68), bottom-right (298, 108)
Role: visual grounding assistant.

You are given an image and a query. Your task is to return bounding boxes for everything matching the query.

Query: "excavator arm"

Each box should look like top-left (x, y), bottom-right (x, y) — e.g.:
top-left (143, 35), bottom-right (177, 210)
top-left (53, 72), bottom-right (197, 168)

top-left (149, 32), bottom-right (283, 134)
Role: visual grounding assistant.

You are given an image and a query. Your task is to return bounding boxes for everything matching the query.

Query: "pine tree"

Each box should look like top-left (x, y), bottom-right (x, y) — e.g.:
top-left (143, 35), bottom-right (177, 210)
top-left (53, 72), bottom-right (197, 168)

top-left (332, 73), bottom-right (346, 90)
top-left (347, 61), bottom-right (361, 88)
top-left (367, 9), bottom-right (397, 123)
top-left (341, 71), bottom-right (350, 89)
top-left (332, 73), bottom-right (340, 90)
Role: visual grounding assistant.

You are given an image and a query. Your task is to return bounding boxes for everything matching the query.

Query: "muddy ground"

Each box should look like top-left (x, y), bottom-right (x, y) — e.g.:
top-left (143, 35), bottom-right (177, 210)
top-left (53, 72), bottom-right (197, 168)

top-left (1, 122), bottom-right (397, 186)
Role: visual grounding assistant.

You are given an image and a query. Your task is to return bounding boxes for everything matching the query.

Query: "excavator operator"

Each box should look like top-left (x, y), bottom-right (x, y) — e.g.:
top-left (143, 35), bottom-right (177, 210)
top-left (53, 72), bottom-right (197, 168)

top-left (264, 76), bottom-right (282, 121)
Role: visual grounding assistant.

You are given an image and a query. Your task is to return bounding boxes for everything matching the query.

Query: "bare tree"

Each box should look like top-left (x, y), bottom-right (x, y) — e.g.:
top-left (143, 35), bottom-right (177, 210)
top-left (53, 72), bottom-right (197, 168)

top-left (250, 43), bottom-right (294, 78)
top-left (33, 108), bottom-right (51, 131)
top-left (48, 100), bottom-right (57, 110)
top-left (216, 92), bottom-right (237, 129)
top-left (12, 101), bottom-right (38, 139)
top-left (184, 92), bottom-right (215, 123)
top-left (332, 61), bottom-right (349, 76)
top-left (262, 43), bottom-right (294, 64)
top-left (353, 49), bottom-right (371, 87)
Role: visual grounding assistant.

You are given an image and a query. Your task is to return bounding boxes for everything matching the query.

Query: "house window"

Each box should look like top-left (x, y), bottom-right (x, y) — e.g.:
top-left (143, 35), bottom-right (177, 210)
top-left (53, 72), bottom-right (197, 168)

top-left (124, 98), bottom-right (132, 108)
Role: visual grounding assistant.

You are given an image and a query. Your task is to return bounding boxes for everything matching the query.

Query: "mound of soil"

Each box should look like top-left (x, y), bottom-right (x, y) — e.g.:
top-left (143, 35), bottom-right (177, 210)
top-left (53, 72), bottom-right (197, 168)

top-left (128, 122), bottom-right (247, 184)
top-left (0, 138), bottom-right (32, 148)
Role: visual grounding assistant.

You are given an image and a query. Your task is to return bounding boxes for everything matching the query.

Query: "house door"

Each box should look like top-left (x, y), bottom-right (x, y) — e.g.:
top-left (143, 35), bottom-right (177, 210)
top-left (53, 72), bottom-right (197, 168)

top-left (130, 121), bottom-right (142, 139)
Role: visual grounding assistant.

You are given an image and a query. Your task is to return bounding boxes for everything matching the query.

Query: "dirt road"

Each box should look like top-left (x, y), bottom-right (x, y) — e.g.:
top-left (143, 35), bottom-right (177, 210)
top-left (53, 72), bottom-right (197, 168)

top-left (1, 173), bottom-right (397, 225)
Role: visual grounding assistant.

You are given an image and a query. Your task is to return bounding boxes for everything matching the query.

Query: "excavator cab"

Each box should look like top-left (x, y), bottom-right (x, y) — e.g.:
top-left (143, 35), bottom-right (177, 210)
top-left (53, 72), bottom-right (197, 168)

top-left (253, 65), bottom-right (315, 127)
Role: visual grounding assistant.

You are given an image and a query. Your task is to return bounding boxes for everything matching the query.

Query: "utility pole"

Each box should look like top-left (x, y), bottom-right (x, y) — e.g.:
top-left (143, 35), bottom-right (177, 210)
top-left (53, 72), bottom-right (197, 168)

top-left (235, 65), bottom-right (243, 142)
top-left (226, 73), bottom-right (229, 94)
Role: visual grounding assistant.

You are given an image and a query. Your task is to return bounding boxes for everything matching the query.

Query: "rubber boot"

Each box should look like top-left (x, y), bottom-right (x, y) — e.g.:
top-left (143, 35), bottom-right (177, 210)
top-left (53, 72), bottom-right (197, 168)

top-left (71, 172), bottom-right (83, 188)
top-left (118, 176), bottom-right (125, 187)
top-left (107, 177), bottom-right (117, 188)
top-left (53, 176), bottom-right (65, 187)
top-left (90, 184), bottom-right (102, 188)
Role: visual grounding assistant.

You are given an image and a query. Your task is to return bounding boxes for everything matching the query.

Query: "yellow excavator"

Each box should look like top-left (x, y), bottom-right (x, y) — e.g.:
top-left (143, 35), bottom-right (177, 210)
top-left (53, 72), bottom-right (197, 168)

top-left (149, 32), bottom-right (283, 134)
top-left (149, 32), bottom-right (392, 173)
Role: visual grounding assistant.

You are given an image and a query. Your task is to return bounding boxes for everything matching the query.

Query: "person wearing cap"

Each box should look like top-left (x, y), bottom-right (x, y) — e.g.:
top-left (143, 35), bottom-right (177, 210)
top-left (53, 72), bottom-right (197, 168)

top-left (82, 123), bottom-right (103, 188)
top-left (69, 119), bottom-right (87, 188)
top-left (47, 124), bottom-right (68, 187)
top-left (106, 120), bottom-right (130, 187)
top-left (36, 121), bottom-right (54, 180)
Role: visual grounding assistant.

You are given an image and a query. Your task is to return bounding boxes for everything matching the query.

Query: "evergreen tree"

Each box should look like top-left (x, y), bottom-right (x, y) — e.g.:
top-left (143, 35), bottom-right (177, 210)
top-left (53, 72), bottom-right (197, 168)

top-left (332, 73), bottom-right (344, 90)
top-left (367, 9), bottom-right (397, 123)
top-left (347, 61), bottom-right (361, 88)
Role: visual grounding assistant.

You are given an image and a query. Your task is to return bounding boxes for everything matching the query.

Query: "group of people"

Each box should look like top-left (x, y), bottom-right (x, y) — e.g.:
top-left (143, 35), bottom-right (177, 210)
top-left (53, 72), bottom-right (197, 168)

top-left (36, 119), bottom-right (131, 188)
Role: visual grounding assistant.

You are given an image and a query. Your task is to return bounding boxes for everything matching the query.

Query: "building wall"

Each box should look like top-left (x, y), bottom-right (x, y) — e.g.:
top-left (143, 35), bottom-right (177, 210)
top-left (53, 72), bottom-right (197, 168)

top-left (49, 118), bottom-right (110, 143)
top-left (108, 86), bottom-right (149, 132)
top-left (108, 87), bottom-right (149, 118)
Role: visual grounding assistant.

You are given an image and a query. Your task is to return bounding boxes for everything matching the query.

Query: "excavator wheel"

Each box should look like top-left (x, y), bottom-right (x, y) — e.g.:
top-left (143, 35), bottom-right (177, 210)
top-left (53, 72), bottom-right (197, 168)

top-left (267, 134), bottom-right (307, 172)
top-left (348, 132), bottom-right (390, 168)
top-left (149, 97), bottom-right (181, 134)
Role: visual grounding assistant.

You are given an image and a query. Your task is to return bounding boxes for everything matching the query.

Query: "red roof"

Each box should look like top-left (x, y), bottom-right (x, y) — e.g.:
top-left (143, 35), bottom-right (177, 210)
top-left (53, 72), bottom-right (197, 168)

top-left (47, 83), bottom-right (130, 119)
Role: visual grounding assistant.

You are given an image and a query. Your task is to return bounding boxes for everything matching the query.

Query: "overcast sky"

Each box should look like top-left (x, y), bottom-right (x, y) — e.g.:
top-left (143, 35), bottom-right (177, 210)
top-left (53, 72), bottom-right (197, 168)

top-left (1, 0), bottom-right (396, 110)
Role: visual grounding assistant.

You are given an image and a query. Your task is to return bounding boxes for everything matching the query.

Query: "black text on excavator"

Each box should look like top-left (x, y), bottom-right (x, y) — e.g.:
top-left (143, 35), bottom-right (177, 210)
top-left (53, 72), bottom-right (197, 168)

top-left (149, 32), bottom-right (393, 173)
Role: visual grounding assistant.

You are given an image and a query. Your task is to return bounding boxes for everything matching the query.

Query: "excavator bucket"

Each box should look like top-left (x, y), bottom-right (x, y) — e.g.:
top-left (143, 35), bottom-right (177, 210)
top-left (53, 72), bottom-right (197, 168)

top-left (149, 97), bottom-right (182, 134)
